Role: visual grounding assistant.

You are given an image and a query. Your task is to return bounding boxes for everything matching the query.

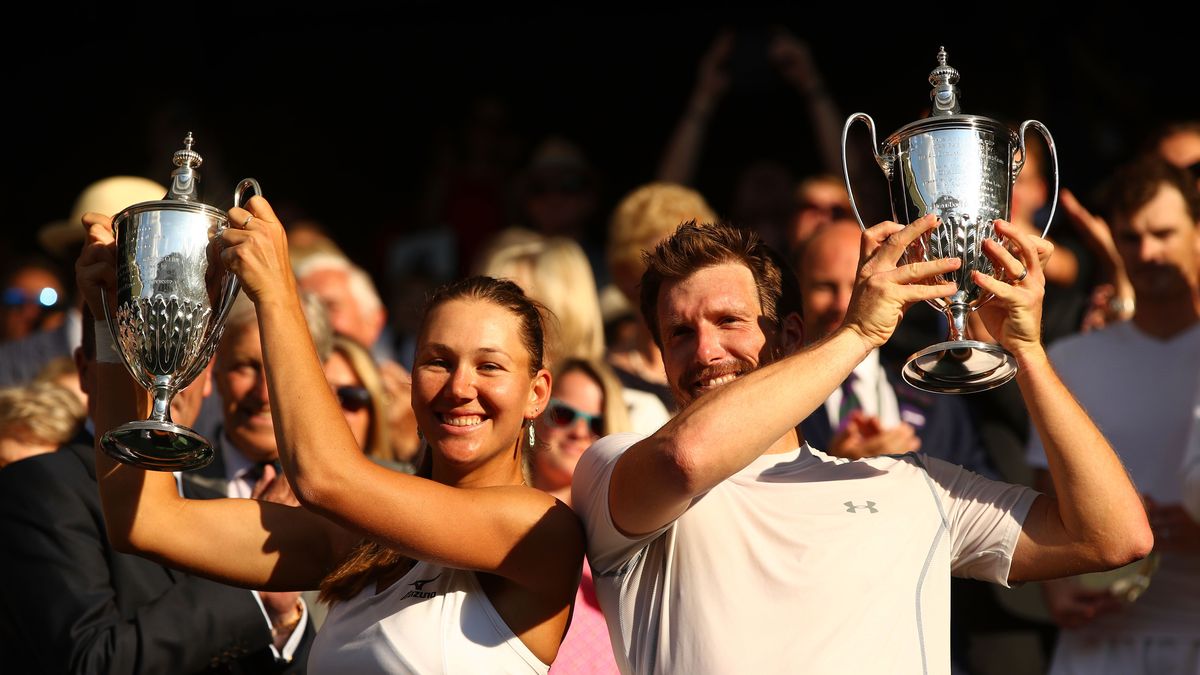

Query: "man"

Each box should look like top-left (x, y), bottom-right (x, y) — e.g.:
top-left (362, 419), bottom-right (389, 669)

top-left (195, 292), bottom-right (331, 498)
top-left (1028, 157), bottom-right (1200, 674)
top-left (795, 220), bottom-right (989, 471)
top-left (0, 314), bottom-right (310, 673)
top-left (0, 177), bottom-right (167, 388)
top-left (605, 182), bottom-right (718, 422)
top-left (573, 219), bottom-right (1151, 674)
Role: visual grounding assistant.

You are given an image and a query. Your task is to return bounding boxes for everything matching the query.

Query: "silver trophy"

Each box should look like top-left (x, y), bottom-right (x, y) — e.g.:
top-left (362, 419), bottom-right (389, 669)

top-left (101, 133), bottom-right (260, 470)
top-left (842, 47), bottom-right (1058, 394)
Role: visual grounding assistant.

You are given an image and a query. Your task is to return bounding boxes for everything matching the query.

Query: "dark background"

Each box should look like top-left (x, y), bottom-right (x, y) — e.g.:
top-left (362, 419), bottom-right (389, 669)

top-left (5, 6), bottom-right (1196, 274)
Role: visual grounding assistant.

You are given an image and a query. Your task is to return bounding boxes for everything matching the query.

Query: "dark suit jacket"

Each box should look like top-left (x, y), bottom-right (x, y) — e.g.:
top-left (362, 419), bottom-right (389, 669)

top-left (0, 433), bottom-right (311, 674)
top-left (801, 366), bottom-right (998, 478)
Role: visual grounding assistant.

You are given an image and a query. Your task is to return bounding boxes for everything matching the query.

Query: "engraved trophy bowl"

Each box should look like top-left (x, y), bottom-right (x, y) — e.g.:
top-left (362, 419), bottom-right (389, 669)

top-left (100, 133), bottom-right (261, 470)
top-left (841, 48), bottom-right (1058, 394)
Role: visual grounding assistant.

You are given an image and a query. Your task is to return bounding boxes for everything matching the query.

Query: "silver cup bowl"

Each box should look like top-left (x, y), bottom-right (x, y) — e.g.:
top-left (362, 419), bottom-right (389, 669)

top-left (100, 179), bottom-right (257, 470)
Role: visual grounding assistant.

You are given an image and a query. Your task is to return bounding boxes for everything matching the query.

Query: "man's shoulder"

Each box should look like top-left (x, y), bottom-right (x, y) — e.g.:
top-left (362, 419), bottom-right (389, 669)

top-left (0, 446), bottom-right (89, 495)
top-left (576, 433), bottom-right (644, 478)
top-left (1047, 322), bottom-right (1132, 359)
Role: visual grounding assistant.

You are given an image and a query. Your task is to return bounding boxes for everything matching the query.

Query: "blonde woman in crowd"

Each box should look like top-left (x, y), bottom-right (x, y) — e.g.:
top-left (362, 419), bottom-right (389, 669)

top-left (77, 197), bottom-right (583, 674)
top-left (531, 357), bottom-right (630, 674)
top-left (0, 381), bottom-right (85, 469)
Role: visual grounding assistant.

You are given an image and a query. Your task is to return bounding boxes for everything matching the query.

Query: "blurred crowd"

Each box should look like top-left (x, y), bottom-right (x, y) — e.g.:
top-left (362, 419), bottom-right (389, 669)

top-left (1, 29), bottom-right (1198, 675)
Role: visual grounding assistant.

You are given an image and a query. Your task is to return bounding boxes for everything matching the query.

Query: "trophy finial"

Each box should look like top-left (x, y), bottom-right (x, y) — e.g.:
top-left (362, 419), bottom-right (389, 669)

top-left (928, 47), bottom-right (961, 117)
top-left (172, 132), bottom-right (203, 170)
top-left (168, 133), bottom-right (204, 201)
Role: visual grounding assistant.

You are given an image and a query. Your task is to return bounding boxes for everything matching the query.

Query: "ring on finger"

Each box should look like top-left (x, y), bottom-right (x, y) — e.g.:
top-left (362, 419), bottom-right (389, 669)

top-left (243, 214), bottom-right (254, 228)
top-left (1013, 266), bottom-right (1028, 284)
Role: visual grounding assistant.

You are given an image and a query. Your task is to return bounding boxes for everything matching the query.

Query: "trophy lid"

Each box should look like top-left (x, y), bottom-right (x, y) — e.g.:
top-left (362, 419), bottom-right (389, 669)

top-left (111, 132), bottom-right (228, 227)
top-left (884, 47), bottom-right (1013, 146)
top-left (166, 132), bottom-right (204, 203)
top-left (928, 46), bottom-right (960, 117)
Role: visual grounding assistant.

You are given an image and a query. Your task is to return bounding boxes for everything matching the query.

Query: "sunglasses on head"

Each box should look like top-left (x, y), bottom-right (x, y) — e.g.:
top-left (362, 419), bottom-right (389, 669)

top-left (544, 399), bottom-right (604, 437)
top-left (335, 385), bottom-right (371, 412)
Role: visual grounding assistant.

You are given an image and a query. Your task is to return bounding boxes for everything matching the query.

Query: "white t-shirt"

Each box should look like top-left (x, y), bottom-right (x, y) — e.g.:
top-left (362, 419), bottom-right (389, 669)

top-left (573, 434), bottom-right (1036, 675)
top-left (1027, 320), bottom-right (1200, 638)
top-left (308, 561), bottom-right (549, 674)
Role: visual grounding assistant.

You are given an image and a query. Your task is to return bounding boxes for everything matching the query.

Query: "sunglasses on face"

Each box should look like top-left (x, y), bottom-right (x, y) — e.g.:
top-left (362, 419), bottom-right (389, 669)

top-left (544, 399), bottom-right (604, 437)
top-left (335, 385), bottom-right (371, 412)
top-left (2, 286), bottom-right (61, 309)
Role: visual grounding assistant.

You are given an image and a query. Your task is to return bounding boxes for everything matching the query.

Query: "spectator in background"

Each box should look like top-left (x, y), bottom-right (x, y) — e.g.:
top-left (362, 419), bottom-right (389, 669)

top-left (531, 358), bottom-right (628, 675)
top-left (478, 228), bottom-right (669, 434)
top-left (516, 137), bottom-right (606, 284)
top-left (0, 177), bottom-right (166, 388)
top-left (0, 311), bottom-right (311, 673)
top-left (325, 334), bottom-right (419, 469)
top-left (788, 174), bottom-right (851, 255)
top-left (1028, 157), bottom-right (1200, 675)
top-left (294, 251), bottom-right (420, 463)
top-left (193, 293), bottom-right (332, 499)
top-left (33, 355), bottom-right (86, 408)
top-left (0, 381), bottom-right (84, 470)
top-left (1154, 121), bottom-right (1200, 186)
top-left (0, 259), bottom-right (67, 344)
top-left (795, 220), bottom-right (991, 473)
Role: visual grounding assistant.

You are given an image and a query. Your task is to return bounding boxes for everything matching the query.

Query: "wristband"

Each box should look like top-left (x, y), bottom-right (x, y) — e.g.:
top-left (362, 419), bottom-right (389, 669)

top-left (94, 320), bottom-right (123, 364)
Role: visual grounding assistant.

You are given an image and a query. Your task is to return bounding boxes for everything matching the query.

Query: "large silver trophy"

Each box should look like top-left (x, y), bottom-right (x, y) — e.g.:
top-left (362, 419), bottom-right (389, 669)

top-left (842, 48), bottom-right (1058, 394)
top-left (101, 133), bottom-right (260, 470)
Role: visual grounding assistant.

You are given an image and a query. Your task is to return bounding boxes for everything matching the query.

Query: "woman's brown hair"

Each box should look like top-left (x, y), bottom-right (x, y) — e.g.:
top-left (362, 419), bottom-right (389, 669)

top-left (318, 276), bottom-right (549, 603)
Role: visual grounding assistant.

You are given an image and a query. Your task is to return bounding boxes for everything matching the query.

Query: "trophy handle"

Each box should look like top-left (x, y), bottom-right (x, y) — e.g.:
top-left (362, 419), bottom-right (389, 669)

top-left (233, 178), bottom-right (263, 209)
top-left (1015, 120), bottom-right (1059, 239)
top-left (99, 286), bottom-right (138, 381)
top-left (213, 178), bottom-right (264, 331)
top-left (842, 113), bottom-right (892, 233)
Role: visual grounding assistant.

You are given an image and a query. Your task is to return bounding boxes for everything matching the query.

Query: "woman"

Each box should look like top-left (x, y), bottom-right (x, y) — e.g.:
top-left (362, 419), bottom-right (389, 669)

top-left (77, 197), bottom-right (584, 673)
top-left (530, 358), bottom-right (629, 674)
top-left (324, 335), bottom-right (400, 466)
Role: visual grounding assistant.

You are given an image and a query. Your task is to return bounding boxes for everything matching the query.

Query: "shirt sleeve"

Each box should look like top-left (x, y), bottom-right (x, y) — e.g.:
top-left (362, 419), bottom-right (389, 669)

top-left (922, 455), bottom-right (1038, 587)
top-left (571, 432), bottom-right (674, 574)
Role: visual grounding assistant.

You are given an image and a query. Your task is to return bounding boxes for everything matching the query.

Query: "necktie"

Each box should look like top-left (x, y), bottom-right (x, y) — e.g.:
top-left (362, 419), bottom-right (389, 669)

top-left (836, 373), bottom-right (861, 432)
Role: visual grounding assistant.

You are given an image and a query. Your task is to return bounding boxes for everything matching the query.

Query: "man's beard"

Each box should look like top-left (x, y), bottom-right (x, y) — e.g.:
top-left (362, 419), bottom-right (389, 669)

top-left (674, 357), bottom-right (756, 408)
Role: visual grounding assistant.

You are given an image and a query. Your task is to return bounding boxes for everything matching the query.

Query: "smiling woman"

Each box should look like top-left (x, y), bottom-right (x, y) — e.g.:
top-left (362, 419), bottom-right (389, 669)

top-left (79, 198), bottom-right (584, 674)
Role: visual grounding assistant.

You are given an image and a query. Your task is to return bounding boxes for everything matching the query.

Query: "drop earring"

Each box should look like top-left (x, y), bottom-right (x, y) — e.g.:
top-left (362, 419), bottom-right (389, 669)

top-left (527, 422), bottom-right (536, 448)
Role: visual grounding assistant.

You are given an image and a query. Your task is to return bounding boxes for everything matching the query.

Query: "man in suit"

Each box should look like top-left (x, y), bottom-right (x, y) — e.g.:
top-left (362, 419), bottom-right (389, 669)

top-left (795, 220), bottom-right (992, 472)
top-left (0, 313), bottom-right (311, 674)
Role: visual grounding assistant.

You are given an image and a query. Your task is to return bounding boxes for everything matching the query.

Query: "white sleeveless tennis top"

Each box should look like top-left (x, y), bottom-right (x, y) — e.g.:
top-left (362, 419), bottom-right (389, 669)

top-left (308, 560), bottom-right (550, 674)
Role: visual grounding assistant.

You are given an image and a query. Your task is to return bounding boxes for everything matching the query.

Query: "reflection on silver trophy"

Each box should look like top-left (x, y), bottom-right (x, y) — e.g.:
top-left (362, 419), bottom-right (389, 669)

top-left (842, 47), bottom-right (1058, 394)
top-left (101, 133), bottom-right (261, 470)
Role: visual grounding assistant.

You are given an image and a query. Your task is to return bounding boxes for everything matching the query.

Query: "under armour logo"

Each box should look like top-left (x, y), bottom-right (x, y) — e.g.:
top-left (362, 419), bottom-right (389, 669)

top-left (844, 501), bottom-right (878, 514)
top-left (410, 574), bottom-right (441, 591)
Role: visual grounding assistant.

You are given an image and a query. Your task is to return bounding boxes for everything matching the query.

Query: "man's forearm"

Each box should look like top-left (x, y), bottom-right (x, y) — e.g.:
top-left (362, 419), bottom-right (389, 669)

top-left (1018, 349), bottom-right (1153, 570)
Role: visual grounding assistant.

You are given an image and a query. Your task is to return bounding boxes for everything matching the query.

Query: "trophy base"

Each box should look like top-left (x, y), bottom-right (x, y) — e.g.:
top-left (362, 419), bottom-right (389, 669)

top-left (901, 340), bottom-right (1017, 394)
top-left (101, 421), bottom-right (214, 472)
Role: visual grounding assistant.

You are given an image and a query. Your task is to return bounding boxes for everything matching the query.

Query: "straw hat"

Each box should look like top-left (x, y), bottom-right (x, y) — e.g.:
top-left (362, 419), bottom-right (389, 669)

top-left (38, 176), bottom-right (167, 257)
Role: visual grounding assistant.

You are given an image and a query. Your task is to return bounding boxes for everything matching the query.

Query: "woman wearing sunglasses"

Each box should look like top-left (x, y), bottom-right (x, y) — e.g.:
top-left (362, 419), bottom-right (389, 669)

top-left (531, 358), bottom-right (630, 674)
top-left (78, 197), bottom-right (584, 674)
top-left (324, 335), bottom-right (408, 469)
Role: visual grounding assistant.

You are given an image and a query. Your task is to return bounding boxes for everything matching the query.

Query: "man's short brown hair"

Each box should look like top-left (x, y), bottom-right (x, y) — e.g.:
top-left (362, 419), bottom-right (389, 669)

top-left (639, 221), bottom-right (802, 347)
top-left (1105, 155), bottom-right (1200, 227)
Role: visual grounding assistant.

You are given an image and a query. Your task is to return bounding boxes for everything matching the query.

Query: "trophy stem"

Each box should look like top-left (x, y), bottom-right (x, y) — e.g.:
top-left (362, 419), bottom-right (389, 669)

top-left (947, 303), bottom-right (969, 342)
top-left (149, 385), bottom-right (173, 424)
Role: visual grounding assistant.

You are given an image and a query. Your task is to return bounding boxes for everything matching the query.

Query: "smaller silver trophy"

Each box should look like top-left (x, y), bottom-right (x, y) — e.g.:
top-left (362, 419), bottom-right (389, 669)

top-left (841, 48), bottom-right (1058, 393)
top-left (101, 133), bottom-right (260, 470)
